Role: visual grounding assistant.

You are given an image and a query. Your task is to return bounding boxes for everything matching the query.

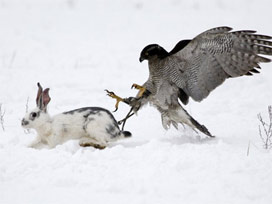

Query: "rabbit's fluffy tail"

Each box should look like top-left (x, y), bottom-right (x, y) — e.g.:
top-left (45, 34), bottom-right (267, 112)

top-left (121, 131), bottom-right (132, 138)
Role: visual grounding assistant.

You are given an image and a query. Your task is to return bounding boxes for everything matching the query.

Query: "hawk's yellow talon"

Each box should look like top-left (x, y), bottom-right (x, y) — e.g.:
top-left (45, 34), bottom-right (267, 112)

top-left (105, 89), bottom-right (124, 112)
top-left (131, 83), bottom-right (146, 98)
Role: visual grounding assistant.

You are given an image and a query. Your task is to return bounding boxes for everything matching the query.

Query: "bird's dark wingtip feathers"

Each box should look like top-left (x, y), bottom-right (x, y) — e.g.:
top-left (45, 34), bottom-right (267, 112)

top-left (233, 30), bottom-right (257, 34)
top-left (250, 69), bottom-right (260, 73)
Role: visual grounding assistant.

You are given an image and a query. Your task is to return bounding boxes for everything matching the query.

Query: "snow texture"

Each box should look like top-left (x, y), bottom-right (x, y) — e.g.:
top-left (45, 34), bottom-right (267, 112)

top-left (0, 0), bottom-right (272, 203)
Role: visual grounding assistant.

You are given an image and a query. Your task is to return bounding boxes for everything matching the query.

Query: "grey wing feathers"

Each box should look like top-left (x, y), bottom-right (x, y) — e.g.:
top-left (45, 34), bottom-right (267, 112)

top-left (171, 26), bottom-right (272, 101)
top-left (197, 26), bottom-right (233, 35)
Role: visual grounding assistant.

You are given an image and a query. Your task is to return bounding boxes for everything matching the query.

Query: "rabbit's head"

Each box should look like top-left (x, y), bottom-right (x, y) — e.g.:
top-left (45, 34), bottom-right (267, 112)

top-left (22, 83), bottom-right (51, 129)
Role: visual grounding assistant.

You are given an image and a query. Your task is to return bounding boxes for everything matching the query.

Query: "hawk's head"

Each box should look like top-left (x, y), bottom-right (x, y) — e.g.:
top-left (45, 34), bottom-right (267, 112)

top-left (139, 44), bottom-right (169, 62)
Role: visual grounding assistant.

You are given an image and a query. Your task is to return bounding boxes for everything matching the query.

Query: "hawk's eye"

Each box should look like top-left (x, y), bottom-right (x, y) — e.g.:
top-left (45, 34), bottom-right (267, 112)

top-left (145, 52), bottom-right (149, 56)
top-left (30, 112), bottom-right (37, 119)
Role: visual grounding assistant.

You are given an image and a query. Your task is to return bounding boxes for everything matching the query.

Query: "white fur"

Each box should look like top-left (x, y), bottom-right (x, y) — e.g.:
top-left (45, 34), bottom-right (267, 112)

top-left (22, 107), bottom-right (130, 149)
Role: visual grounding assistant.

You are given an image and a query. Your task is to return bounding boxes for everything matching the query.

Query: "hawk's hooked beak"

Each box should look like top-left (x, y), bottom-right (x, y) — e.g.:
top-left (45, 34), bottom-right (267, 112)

top-left (139, 56), bottom-right (145, 62)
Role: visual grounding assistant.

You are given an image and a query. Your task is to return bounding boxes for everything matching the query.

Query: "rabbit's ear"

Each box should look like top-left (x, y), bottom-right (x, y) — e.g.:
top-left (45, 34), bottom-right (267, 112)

top-left (36, 83), bottom-right (51, 111)
top-left (42, 88), bottom-right (51, 111)
top-left (36, 82), bottom-right (43, 109)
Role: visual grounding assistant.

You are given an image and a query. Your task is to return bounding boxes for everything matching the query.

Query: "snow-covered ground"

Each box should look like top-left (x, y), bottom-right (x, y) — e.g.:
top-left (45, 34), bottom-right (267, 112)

top-left (1, 0), bottom-right (272, 203)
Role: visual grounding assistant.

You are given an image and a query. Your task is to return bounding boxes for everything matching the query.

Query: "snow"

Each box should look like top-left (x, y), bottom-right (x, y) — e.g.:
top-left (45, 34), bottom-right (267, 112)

top-left (1, 0), bottom-right (272, 203)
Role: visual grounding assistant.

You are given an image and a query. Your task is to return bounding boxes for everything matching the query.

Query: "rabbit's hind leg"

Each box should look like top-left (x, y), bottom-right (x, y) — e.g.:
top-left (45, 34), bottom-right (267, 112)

top-left (79, 137), bottom-right (106, 149)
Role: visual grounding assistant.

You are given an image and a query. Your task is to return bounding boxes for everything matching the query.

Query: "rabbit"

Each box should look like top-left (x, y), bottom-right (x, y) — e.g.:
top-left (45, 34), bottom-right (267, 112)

top-left (21, 83), bottom-right (132, 149)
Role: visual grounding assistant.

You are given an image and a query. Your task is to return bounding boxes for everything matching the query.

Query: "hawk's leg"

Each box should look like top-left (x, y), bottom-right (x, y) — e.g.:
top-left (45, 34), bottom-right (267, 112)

top-left (105, 88), bottom-right (151, 130)
top-left (118, 107), bottom-right (135, 131)
top-left (131, 83), bottom-right (146, 98)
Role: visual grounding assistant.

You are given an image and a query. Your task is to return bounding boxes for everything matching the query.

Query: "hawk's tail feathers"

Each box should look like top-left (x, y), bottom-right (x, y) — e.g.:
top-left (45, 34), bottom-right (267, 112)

top-left (189, 116), bottom-right (214, 137)
top-left (178, 106), bottom-right (214, 137)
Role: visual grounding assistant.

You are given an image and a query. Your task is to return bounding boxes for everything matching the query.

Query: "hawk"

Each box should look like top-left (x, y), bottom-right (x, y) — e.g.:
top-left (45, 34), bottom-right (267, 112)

top-left (106, 26), bottom-right (272, 137)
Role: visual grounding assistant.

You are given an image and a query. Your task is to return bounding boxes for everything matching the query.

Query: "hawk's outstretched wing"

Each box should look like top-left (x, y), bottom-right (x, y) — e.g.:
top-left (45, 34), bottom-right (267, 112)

top-left (170, 26), bottom-right (272, 101)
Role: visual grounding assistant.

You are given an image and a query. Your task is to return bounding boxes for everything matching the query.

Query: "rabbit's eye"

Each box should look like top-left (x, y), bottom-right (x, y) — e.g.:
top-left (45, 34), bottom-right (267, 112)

top-left (30, 112), bottom-right (37, 119)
